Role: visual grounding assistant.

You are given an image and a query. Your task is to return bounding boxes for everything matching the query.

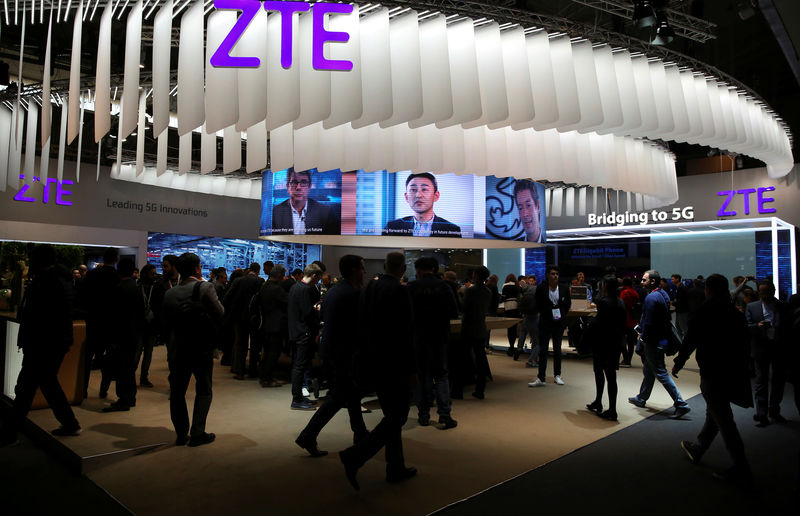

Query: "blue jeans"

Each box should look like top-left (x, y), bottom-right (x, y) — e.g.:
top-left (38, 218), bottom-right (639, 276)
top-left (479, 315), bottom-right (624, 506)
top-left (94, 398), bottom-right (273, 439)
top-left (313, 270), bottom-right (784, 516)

top-left (416, 366), bottom-right (451, 419)
top-left (635, 339), bottom-right (687, 408)
top-left (517, 315), bottom-right (539, 356)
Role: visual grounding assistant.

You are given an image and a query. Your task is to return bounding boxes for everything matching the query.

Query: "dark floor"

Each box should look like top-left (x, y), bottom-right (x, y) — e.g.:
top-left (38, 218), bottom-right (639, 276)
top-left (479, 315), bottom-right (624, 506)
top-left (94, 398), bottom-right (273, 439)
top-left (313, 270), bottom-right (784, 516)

top-left (437, 390), bottom-right (800, 516)
top-left (2, 389), bottom-right (799, 516)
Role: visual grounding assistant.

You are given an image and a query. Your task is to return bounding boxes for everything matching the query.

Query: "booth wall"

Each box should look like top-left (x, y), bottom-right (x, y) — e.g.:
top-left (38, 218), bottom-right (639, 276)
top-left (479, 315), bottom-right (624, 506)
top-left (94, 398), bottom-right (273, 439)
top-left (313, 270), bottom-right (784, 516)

top-left (487, 248), bottom-right (523, 283)
top-left (650, 232), bottom-right (757, 282)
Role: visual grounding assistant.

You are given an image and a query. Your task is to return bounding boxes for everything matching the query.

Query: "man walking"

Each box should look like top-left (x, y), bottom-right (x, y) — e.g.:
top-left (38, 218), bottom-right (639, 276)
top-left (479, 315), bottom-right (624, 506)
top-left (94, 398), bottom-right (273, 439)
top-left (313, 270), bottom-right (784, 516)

top-left (628, 270), bottom-right (690, 417)
top-left (673, 274), bottom-right (753, 484)
top-left (295, 256), bottom-right (369, 456)
top-left (339, 252), bottom-right (416, 490)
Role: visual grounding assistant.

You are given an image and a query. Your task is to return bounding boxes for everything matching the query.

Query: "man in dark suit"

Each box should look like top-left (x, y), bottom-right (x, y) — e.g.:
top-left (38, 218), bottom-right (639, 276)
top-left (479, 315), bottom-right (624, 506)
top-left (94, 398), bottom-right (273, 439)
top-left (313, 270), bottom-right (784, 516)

top-left (295, 255), bottom-right (369, 456)
top-left (529, 265), bottom-right (571, 387)
top-left (745, 280), bottom-right (787, 426)
top-left (382, 173), bottom-right (462, 238)
top-left (461, 266), bottom-right (493, 399)
top-left (339, 252), bottom-right (417, 490)
top-left (257, 265), bottom-right (288, 388)
top-left (673, 274), bottom-right (753, 485)
top-left (287, 263), bottom-right (324, 410)
top-left (271, 169), bottom-right (340, 235)
top-left (409, 257), bottom-right (459, 427)
top-left (222, 263), bottom-right (264, 380)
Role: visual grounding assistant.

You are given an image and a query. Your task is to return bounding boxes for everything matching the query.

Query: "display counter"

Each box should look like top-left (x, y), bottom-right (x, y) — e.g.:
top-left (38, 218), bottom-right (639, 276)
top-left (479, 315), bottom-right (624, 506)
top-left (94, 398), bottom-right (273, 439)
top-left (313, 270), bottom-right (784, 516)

top-left (1, 313), bottom-right (86, 409)
top-left (449, 316), bottom-right (521, 333)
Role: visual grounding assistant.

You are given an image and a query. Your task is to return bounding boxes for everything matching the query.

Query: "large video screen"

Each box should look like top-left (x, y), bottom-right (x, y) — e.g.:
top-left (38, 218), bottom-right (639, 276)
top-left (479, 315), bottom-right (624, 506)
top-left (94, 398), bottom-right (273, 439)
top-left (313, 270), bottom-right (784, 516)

top-left (147, 232), bottom-right (321, 278)
top-left (260, 169), bottom-right (546, 243)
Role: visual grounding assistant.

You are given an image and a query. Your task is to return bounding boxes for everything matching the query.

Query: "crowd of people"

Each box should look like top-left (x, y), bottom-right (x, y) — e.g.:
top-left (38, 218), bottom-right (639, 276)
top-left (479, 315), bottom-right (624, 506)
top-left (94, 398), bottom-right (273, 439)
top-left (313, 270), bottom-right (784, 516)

top-left (1, 245), bottom-right (799, 489)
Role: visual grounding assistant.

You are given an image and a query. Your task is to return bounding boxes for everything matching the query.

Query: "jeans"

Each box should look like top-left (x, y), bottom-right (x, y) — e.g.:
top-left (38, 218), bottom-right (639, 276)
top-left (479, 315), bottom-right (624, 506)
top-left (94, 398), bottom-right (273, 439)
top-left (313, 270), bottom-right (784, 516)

top-left (675, 312), bottom-right (689, 338)
top-left (291, 335), bottom-right (313, 402)
top-left (635, 340), bottom-right (687, 408)
top-left (416, 366), bottom-right (451, 419)
top-left (537, 324), bottom-right (565, 382)
top-left (517, 315), bottom-right (539, 356)
top-left (136, 332), bottom-right (155, 382)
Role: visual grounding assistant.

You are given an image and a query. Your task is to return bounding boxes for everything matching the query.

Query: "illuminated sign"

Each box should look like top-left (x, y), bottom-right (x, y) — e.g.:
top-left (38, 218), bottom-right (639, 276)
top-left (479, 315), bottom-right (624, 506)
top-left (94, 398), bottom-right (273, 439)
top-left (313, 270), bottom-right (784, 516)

top-left (588, 207), bottom-right (695, 226)
top-left (210, 0), bottom-right (353, 70)
top-left (13, 175), bottom-right (73, 206)
top-left (716, 187), bottom-right (776, 217)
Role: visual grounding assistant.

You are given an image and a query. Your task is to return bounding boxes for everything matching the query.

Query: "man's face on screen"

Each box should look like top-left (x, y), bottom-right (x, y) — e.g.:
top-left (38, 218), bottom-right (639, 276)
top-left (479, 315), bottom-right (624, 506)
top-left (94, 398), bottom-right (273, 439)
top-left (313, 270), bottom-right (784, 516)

top-left (405, 177), bottom-right (439, 220)
top-left (287, 172), bottom-right (311, 207)
top-left (516, 188), bottom-right (540, 240)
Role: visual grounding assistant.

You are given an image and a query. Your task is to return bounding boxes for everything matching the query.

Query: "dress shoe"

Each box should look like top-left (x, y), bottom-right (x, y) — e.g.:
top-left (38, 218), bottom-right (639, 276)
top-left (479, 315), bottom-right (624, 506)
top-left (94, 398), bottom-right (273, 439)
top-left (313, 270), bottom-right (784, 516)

top-left (99, 389), bottom-right (108, 399)
top-left (513, 350), bottom-right (521, 361)
top-left (438, 416), bottom-right (458, 429)
top-left (340, 450), bottom-right (361, 491)
top-left (102, 402), bottom-right (131, 413)
top-left (295, 435), bottom-right (328, 457)
top-left (598, 410), bottom-right (618, 421)
top-left (386, 465), bottom-right (418, 483)
top-left (753, 415), bottom-right (769, 427)
top-left (628, 396), bottom-right (646, 408)
top-left (680, 440), bottom-right (703, 464)
top-left (586, 401), bottom-right (603, 414)
top-left (51, 425), bottom-right (82, 437)
top-left (417, 416), bottom-right (430, 426)
top-left (674, 405), bottom-right (691, 419)
top-left (233, 374), bottom-right (246, 381)
top-left (291, 400), bottom-right (317, 410)
top-left (140, 380), bottom-right (154, 388)
top-left (506, 347), bottom-right (514, 357)
top-left (175, 435), bottom-right (189, 446)
top-left (770, 413), bottom-right (788, 423)
top-left (619, 361), bottom-right (632, 368)
top-left (471, 391), bottom-right (484, 400)
top-left (188, 432), bottom-right (216, 447)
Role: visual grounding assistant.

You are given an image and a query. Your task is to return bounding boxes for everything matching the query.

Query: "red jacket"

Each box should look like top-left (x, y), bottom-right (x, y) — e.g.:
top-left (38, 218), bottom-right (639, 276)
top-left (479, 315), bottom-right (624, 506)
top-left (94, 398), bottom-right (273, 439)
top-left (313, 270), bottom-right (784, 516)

top-left (620, 286), bottom-right (640, 329)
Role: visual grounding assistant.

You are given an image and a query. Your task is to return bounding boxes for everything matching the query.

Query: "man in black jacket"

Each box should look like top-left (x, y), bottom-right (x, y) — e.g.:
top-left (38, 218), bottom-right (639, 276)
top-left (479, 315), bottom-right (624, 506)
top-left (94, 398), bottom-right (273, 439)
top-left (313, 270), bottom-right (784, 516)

top-left (529, 265), bottom-right (571, 387)
top-left (223, 263), bottom-right (264, 380)
top-left (2, 245), bottom-right (81, 445)
top-left (409, 257), bottom-right (459, 427)
top-left (461, 266), bottom-right (492, 400)
top-left (272, 169), bottom-right (340, 235)
top-left (287, 263), bottom-right (323, 410)
top-left (295, 255), bottom-right (369, 456)
top-left (673, 274), bottom-right (753, 484)
top-left (339, 252), bottom-right (416, 490)
top-left (79, 247), bottom-right (121, 399)
top-left (257, 265), bottom-right (288, 388)
top-left (102, 259), bottom-right (144, 413)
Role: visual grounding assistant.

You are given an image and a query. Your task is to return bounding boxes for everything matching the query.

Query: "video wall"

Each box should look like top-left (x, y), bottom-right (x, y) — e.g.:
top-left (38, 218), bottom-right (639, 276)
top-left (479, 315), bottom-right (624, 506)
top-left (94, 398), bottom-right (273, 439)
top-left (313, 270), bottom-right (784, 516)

top-left (260, 169), bottom-right (546, 243)
top-left (147, 232), bottom-right (321, 277)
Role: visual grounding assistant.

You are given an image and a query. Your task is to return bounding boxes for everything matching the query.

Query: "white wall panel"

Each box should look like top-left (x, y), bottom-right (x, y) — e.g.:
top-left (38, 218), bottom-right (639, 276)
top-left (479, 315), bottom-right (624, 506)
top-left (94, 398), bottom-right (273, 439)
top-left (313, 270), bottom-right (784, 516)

top-left (408, 15), bottom-right (453, 129)
top-left (380, 11), bottom-right (423, 128)
top-left (353, 8), bottom-right (391, 129)
top-left (121, 0), bottom-right (143, 139)
top-left (206, 10), bottom-right (239, 133)
top-left (152, 0), bottom-right (172, 137)
top-left (177, 0), bottom-right (205, 135)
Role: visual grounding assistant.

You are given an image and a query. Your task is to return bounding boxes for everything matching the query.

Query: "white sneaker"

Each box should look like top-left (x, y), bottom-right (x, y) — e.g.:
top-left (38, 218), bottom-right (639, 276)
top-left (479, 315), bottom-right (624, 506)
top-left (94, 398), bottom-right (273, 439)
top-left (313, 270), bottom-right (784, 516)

top-left (527, 379), bottom-right (546, 387)
top-left (302, 387), bottom-right (310, 397)
top-left (554, 375), bottom-right (565, 385)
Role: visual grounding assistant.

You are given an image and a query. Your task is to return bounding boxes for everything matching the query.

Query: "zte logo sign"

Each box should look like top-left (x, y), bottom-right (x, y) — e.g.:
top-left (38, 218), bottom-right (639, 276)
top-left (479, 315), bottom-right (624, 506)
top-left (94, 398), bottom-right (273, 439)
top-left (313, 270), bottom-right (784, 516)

top-left (717, 187), bottom-right (776, 217)
top-left (13, 175), bottom-right (73, 205)
top-left (211, 0), bottom-right (353, 71)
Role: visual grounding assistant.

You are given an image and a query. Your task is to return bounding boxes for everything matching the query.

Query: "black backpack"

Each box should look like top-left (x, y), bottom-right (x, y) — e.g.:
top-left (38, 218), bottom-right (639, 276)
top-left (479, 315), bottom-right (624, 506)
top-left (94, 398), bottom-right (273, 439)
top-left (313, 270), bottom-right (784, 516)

top-left (174, 282), bottom-right (219, 351)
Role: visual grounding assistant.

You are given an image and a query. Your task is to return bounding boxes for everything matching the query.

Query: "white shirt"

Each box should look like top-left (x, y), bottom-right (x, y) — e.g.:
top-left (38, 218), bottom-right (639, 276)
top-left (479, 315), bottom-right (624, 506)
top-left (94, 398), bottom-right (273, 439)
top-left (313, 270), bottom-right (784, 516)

top-left (412, 215), bottom-right (434, 237)
top-left (549, 285), bottom-right (559, 305)
top-left (291, 202), bottom-right (308, 235)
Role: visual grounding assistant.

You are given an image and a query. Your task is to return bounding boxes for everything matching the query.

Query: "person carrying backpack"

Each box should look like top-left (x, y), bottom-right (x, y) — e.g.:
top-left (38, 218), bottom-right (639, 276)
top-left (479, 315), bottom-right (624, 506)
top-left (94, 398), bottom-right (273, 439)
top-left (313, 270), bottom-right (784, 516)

top-left (162, 253), bottom-right (224, 447)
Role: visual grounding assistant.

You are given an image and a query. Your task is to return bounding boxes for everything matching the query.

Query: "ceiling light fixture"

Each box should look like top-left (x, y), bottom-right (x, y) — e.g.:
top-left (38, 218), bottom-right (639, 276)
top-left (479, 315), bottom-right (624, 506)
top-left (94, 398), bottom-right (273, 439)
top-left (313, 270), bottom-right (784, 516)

top-left (632, 0), bottom-right (656, 29)
top-left (650, 9), bottom-right (675, 45)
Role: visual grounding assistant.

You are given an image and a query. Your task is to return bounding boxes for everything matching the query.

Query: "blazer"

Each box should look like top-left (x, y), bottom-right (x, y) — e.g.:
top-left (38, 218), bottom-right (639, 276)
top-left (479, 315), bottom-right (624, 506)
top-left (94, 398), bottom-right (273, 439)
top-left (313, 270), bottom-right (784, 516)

top-left (258, 279), bottom-right (288, 334)
top-left (745, 299), bottom-right (784, 353)
top-left (272, 198), bottom-right (340, 235)
top-left (535, 283), bottom-right (572, 330)
top-left (382, 215), bottom-right (462, 238)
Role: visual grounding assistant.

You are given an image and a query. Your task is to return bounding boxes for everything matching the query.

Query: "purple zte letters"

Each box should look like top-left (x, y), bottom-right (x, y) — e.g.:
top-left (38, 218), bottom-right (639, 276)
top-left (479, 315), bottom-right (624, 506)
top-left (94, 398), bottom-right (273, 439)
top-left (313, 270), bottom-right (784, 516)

top-left (716, 186), bottom-right (776, 217)
top-left (210, 0), bottom-right (353, 70)
top-left (13, 174), bottom-right (73, 205)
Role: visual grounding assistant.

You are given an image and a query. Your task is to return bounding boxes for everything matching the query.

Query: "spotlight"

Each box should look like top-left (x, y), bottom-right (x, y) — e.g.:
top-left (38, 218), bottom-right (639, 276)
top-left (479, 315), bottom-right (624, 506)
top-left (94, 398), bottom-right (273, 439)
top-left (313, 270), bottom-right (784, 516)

top-left (650, 11), bottom-right (675, 45)
top-left (632, 0), bottom-right (656, 29)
